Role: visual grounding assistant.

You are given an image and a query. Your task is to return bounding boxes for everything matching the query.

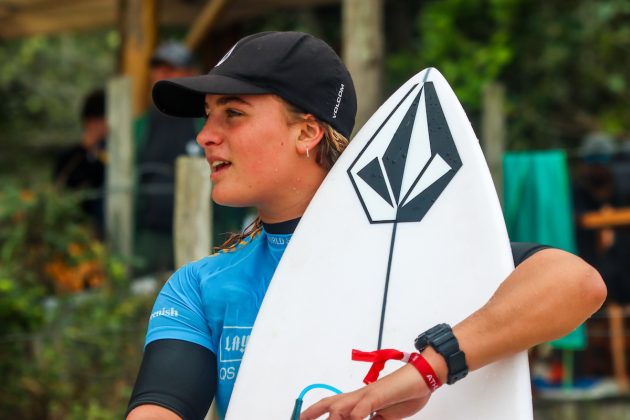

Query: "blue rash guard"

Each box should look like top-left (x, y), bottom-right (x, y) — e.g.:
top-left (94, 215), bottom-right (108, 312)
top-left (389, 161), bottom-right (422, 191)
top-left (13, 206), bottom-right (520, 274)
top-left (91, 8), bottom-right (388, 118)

top-left (145, 222), bottom-right (293, 418)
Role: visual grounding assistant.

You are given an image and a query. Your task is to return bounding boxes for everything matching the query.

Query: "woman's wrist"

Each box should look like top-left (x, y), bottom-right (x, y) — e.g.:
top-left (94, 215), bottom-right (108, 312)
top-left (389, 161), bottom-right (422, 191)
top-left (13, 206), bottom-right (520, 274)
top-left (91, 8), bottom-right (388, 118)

top-left (418, 346), bottom-right (448, 384)
top-left (407, 353), bottom-right (442, 392)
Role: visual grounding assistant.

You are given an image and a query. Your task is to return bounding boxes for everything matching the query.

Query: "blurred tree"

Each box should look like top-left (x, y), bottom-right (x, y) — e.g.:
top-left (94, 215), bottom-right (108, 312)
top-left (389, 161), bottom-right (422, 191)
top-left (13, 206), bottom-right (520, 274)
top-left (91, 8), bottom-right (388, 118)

top-left (0, 31), bottom-right (118, 183)
top-left (387, 0), bottom-right (518, 107)
top-left (385, 0), bottom-right (630, 151)
top-left (505, 0), bottom-right (630, 149)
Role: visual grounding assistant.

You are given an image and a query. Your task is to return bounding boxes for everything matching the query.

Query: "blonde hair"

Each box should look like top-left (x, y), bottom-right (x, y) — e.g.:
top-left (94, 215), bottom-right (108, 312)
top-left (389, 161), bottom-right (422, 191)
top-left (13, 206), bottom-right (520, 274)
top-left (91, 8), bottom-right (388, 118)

top-left (216, 98), bottom-right (350, 252)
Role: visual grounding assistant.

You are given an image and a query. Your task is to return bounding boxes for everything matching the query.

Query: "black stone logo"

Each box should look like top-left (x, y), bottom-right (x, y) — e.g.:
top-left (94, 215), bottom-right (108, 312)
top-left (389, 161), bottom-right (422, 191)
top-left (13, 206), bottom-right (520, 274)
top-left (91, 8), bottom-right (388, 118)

top-left (348, 81), bottom-right (462, 224)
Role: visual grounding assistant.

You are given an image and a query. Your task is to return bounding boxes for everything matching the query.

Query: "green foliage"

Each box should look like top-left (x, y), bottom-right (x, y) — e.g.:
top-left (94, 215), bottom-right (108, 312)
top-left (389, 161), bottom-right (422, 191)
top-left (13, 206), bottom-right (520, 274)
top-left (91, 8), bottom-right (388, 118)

top-left (0, 31), bottom-right (118, 145)
top-left (30, 287), bottom-right (152, 420)
top-left (0, 31), bottom-right (118, 183)
top-left (386, 0), bottom-right (519, 109)
top-left (0, 182), bottom-right (154, 419)
top-left (502, 0), bottom-right (630, 149)
top-left (0, 183), bottom-right (92, 292)
top-left (386, 0), bottom-right (630, 150)
top-left (0, 283), bottom-right (154, 420)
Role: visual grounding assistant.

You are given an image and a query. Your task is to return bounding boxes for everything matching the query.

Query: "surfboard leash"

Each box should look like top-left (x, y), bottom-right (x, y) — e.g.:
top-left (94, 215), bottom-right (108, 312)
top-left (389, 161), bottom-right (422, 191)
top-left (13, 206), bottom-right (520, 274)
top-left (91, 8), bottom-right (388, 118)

top-left (291, 383), bottom-right (343, 420)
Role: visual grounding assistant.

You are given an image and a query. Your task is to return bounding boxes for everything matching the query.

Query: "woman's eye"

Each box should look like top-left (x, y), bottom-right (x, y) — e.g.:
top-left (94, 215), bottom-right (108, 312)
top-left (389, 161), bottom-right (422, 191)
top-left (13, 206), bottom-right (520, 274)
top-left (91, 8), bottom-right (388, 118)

top-left (226, 109), bottom-right (243, 118)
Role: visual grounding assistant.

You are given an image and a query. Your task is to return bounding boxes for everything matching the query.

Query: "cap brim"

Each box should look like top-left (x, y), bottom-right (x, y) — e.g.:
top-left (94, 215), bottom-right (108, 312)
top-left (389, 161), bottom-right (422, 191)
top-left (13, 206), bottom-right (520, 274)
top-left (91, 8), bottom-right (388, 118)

top-left (152, 74), bottom-right (270, 117)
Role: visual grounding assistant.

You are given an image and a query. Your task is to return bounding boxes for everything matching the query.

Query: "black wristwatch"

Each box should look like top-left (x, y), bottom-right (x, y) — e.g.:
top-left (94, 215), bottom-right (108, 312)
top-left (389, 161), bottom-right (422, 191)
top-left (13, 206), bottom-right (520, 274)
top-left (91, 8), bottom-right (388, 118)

top-left (414, 323), bottom-right (468, 385)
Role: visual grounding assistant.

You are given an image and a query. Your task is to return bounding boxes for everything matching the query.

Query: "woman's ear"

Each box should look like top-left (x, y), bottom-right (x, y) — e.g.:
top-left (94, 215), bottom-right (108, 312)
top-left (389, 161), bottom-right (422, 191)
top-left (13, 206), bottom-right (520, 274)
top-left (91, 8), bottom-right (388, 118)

top-left (295, 115), bottom-right (324, 157)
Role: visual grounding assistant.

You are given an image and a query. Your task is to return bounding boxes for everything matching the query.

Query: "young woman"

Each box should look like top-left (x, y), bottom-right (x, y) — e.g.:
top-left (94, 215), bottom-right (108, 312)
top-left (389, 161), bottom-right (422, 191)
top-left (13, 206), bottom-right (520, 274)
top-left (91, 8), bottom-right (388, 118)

top-left (127, 31), bottom-right (606, 420)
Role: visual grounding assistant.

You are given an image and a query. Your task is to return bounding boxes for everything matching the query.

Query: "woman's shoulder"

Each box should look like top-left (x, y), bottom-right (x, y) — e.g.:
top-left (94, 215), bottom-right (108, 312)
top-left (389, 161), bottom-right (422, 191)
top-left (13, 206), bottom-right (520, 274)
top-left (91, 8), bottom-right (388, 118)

top-left (161, 254), bottom-right (240, 294)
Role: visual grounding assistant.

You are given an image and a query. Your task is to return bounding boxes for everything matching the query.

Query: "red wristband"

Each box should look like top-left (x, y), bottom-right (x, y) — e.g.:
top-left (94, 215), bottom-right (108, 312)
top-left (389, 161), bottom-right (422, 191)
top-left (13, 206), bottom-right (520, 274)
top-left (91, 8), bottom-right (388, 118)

top-left (408, 352), bottom-right (442, 392)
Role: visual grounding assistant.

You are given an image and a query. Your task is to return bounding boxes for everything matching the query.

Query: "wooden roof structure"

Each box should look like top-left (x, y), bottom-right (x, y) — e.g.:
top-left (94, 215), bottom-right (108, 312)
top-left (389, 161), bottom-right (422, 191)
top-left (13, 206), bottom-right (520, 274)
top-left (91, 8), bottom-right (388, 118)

top-left (0, 0), bottom-right (338, 40)
top-left (1, 0), bottom-right (382, 130)
top-left (0, 0), bottom-right (340, 115)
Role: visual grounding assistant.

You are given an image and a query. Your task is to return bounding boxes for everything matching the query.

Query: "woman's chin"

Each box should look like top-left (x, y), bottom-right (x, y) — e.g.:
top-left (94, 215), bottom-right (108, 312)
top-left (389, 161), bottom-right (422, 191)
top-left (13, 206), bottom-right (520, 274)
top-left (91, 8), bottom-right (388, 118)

top-left (211, 191), bottom-right (250, 208)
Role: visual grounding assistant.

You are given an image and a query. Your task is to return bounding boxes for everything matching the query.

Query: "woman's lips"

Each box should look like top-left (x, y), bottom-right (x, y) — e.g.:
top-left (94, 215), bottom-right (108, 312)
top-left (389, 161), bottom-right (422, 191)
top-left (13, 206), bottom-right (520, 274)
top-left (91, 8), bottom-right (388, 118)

top-left (209, 160), bottom-right (232, 181)
top-left (211, 160), bottom-right (231, 172)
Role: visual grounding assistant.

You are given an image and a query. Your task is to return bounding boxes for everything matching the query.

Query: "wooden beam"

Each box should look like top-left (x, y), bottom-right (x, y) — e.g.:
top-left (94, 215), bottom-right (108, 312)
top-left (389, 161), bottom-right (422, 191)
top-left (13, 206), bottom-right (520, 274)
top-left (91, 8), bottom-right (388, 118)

top-left (0, 0), bottom-right (342, 40)
top-left (580, 207), bottom-right (630, 229)
top-left (185, 0), bottom-right (229, 51)
top-left (0, 0), bottom-right (204, 39)
top-left (120, 0), bottom-right (157, 116)
top-left (0, 0), bottom-right (114, 38)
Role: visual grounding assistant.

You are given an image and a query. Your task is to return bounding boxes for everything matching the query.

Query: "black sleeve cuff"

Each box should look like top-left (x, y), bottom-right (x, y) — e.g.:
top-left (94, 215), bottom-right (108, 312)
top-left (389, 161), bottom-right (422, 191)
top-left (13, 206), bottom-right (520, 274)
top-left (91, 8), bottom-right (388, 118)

top-left (127, 339), bottom-right (217, 420)
top-left (510, 242), bottom-right (552, 267)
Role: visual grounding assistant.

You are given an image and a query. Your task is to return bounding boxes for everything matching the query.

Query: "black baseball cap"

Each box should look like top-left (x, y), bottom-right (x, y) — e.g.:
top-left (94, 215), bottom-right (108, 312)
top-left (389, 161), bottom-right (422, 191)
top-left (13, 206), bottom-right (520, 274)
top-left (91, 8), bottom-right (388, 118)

top-left (152, 31), bottom-right (357, 138)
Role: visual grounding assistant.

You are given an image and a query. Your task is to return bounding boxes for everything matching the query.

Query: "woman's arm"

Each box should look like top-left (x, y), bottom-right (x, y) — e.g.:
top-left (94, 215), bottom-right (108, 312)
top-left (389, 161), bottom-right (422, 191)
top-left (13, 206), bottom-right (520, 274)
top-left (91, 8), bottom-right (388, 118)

top-left (128, 404), bottom-right (182, 420)
top-left (301, 248), bottom-right (606, 420)
top-left (126, 339), bottom-right (217, 420)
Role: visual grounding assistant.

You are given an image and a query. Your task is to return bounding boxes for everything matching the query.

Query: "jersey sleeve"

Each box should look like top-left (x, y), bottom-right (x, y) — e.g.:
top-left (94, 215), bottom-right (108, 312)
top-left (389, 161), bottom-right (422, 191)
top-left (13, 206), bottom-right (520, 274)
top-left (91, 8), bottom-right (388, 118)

top-left (145, 262), bottom-right (214, 353)
top-left (127, 339), bottom-right (217, 420)
top-left (510, 242), bottom-right (552, 267)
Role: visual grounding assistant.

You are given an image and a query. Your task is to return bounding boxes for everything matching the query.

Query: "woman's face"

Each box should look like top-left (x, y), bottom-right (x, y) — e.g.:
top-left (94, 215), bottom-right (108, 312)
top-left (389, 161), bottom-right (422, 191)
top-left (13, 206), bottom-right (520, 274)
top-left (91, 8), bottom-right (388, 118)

top-left (197, 94), bottom-right (306, 214)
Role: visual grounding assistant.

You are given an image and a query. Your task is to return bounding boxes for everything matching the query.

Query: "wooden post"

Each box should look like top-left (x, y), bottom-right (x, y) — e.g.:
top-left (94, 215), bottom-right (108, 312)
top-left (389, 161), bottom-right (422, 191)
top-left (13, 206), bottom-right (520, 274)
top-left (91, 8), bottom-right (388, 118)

top-left (482, 83), bottom-right (506, 204)
top-left (174, 157), bottom-right (213, 268)
top-left (119, 0), bottom-right (157, 116)
top-left (342, 0), bottom-right (384, 133)
top-left (175, 156), bottom-right (216, 420)
top-left (106, 77), bottom-right (134, 259)
top-left (608, 304), bottom-right (629, 393)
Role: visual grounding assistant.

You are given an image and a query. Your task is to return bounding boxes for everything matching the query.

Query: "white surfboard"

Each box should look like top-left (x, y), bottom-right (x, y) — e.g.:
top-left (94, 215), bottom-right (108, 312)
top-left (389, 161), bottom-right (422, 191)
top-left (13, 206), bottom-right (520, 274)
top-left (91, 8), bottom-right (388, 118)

top-left (226, 68), bottom-right (533, 419)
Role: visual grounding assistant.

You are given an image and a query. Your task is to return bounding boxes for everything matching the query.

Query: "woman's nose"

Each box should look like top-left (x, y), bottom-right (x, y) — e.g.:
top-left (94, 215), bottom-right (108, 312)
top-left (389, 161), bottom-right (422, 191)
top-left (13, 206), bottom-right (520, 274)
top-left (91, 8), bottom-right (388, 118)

top-left (196, 118), bottom-right (222, 148)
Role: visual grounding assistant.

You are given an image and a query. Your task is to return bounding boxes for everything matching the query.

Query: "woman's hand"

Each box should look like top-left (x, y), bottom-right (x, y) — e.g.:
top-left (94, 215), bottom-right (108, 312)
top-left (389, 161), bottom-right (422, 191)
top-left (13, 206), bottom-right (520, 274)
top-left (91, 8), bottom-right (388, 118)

top-left (300, 364), bottom-right (431, 420)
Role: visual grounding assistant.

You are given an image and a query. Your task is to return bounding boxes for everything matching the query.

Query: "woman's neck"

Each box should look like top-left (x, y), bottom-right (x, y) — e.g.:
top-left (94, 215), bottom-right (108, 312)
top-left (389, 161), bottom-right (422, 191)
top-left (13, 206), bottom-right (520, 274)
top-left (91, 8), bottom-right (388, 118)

top-left (257, 167), bottom-right (326, 223)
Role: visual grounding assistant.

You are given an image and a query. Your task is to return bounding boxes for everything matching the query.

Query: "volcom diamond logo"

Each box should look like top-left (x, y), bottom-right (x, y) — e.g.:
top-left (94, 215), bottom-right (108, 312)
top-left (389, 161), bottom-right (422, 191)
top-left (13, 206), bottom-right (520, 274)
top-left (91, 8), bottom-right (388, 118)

top-left (348, 81), bottom-right (462, 224)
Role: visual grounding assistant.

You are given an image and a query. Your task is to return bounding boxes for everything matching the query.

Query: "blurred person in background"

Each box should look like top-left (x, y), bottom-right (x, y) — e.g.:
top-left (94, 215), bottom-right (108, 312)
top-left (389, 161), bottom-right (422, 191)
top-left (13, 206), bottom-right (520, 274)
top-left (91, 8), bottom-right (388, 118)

top-left (610, 139), bottom-right (630, 206)
top-left (54, 89), bottom-right (107, 238)
top-left (573, 132), bottom-right (630, 391)
top-left (134, 40), bottom-right (202, 275)
top-left (573, 133), bottom-right (626, 302)
top-left (607, 138), bottom-right (630, 305)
